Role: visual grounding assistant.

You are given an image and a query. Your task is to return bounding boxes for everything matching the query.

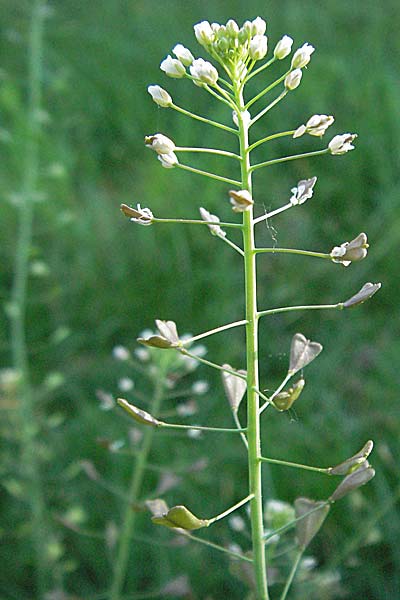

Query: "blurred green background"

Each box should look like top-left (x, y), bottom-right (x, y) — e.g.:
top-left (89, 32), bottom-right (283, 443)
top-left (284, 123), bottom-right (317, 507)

top-left (1, 0), bottom-right (399, 598)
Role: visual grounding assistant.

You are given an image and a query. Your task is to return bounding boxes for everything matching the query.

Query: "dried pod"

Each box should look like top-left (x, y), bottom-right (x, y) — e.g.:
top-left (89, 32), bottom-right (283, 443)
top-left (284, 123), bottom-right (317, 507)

top-left (273, 378), bottom-right (305, 411)
top-left (117, 398), bottom-right (161, 427)
top-left (295, 497), bottom-right (330, 549)
top-left (221, 364), bottom-right (247, 412)
top-left (289, 333), bottom-right (323, 375)
top-left (328, 440), bottom-right (374, 476)
top-left (137, 319), bottom-right (181, 349)
top-left (343, 282), bottom-right (381, 308)
top-left (330, 461), bottom-right (376, 502)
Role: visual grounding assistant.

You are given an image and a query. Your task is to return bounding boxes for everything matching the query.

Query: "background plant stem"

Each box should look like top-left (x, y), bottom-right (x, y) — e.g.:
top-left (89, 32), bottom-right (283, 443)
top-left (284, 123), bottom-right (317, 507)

top-left (9, 1), bottom-right (47, 595)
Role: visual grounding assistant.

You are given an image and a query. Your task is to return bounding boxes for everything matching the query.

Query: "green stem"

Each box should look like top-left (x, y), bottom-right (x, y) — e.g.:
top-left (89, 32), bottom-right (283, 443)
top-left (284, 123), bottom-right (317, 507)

top-left (208, 494), bottom-right (254, 524)
top-left (245, 57), bottom-right (276, 82)
top-left (248, 131), bottom-right (295, 153)
top-left (253, 202), bottom-right (293, 224)
top-left (9, 1), bottom-right (48, 595)
top-left (219, 235), bottom-right (244, 256)
top-left (176, 162), bottom-right (241, 187)
top-left (237, 87), bottom-right (270, 599)
top-left (250, 91), bottom-right (288, 126)
top-left (180, 531), bottom-right (253, 562)
top-left (175, 146), bottom-right (241, 160)
top-left (182, 319), bottom-right (248, 345)
top-left (255, 247), bottom-right (331, 260)
top-left (160, 422), bottom-right (247, 434)
top-left (152, 217), bottom-right (242, 229)
top-left (279, 549), bottom-right (304, 600)
top-left (246, 71), bottom-right (289, 110)
top-left (109, 366), bottom-right (167, 600)
top-left (180, 349), bottom-right (247, 381)
top-left (251, 148), bottom-right (329, 172)
top-left (263, 501), bottom-right (331, 542)
top-left (260, 456), bottom-right (328, 474)
top-left (258, 302), bottom-right (343, 319)
top-left (171, 102), bottom-right (238, 134)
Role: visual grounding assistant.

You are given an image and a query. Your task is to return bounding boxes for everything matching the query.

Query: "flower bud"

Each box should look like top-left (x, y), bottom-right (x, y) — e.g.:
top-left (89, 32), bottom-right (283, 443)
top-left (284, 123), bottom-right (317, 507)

top-left (343, 282), bottom-right (381, 308)
top-left (226, 19), bottom-right (239, 37)
top-left (330, 232), bottom-right (369, 266)
top-left (293, 114), bottom-right (335, 138)
top-left (172, 44), bottom-right (194, 67)
top-left (291, 43), bottom-right (315, 68)
top-left (249, 35), bottom-right (268, 60)
top-left (190, 58), bottom-right (219, 86)
top-left (228, 189), bottom-right (254, 212)
top-left (117, 398), bottom-right (161, 427)
top-left (290, 176), bottom-right (317, 206)
top-left (160, 55), bottom-right (186, 79)
top-left (120, 203), bottom-right (154, 226)
top-left (199, 207), bottom-right (226, 237)
top-left (289, 333), bottom-right (323, 375)
top-left (251, 16), bottom-right (267, 36)
top-left (295, 498), bottom-right (330, 549)
top-left (274, 35), bottom-right (293, 59)
top-left (194, 21), bottom-right (214, 46)
top-left (329, 133), bottom-right (357, 155)
top-left (284, 68), bottom-right (302, 90)
top-left (330, 462), bottom-right (376, 502)
top-left (145, 133), bottom-right (175, 155)
top-left (158, 152), bottom-right (178, 169)
top-left (151, 503), bottom-right (209, 530)
top-left (148, 85), bottom-right (172, 107)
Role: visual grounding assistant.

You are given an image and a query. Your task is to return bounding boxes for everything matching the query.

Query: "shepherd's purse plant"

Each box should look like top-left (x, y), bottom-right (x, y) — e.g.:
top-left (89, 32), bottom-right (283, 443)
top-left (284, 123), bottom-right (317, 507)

top-left (117, 16), bottom-right (381, 600)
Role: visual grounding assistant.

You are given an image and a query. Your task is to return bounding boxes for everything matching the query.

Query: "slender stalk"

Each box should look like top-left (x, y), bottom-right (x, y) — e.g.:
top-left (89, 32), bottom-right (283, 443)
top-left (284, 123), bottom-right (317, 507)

top-left (175, 146), bottom-right (241, 160)
top-left (180, 531), bottom-right (253, 562)
top-left (160, 422), bottom-right (247, 434)
top-left (170, 102), bottom-right (238, 134)
top-left (255, 247), bottom-right (331, 260)
top-left (260, 373), bottom-right (292, 414)
top-left (258, 302), bottom-right (343, 319)
top-left (251, 148), bottom-right (329, 172)
top-left (237, 86), bottom-right (270, 598)
top-left (260, 456), bottom-right (328, 474)
top-left (246, 72), bottom-right (289, 110)
top-left (248, 131), bottom-right (295, 153)
top-left (9, 1), bottom-right (48, 595)
top-left (219, 235), bottom-right (244, 256)
top-left (208, 494), bottom-right (254, 524)
top-left (254, 202), bottom-right (293, 224)
top-left (110, 366), bottom-right (167, 600)
top-left (176, 162), bottom-right (241, 187)
top-left (182, 319), bottom-right (247, 345)
top-left (152, 217), bottom-right (242, 229)
top-left (279, 549), bottom-right (304, 600)
top-left (245, 57), bottom-right (276, 82)
top-left (251, 91), bottom-right (288, 126)
top-left (180, 349), bottom-right (248, 380)
top-left (263, 501), bottom-right (331, 542)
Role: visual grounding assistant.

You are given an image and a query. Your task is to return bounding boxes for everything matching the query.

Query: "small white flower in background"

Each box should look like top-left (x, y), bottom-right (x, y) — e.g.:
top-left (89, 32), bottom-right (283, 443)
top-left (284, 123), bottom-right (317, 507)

top-left (229, 515), bottom-right (246, 532)
top-left (249, 35), bottom-right (268, 60)
top-left (329, 133), bottom-right (357, 155)
top-left (251, 16), bottom-right (267, 36)
top-left (284, 68), bottom-right (302, 90)
top-left (291, 42), bottom-right (315, 68)
top-left (96, 389), bottom-right (114, 411)
top-left (192, 380), bottom-right (209, 395)
top-left (232, 109), bottom-right (251, 127)
top-left (199, 206), bottom-right (226, 237)
top-left (145, 133), bottom-right (175, 155)
top-left (134, 347), bottom-right (150, 362)
top-left (177, 400), bottom-right (198, 417)
top-left (229, 189), bottom-right (254, 212)
top-left (301, 556), bottom-right (318, 571)
top-left (160, 55), bottom-right (186, 78)
top-left (330, 232), bottom-right (369, 266)
top-left (147, 85), bottom-right (172, 108)
top-left (158, 152), bottom-right (179, 168)
top-left (129, 427), bottom-right (143, 445)
top-left (290, 176), bottom-right (317, 206)
top-left (189, 58), bottom-right (219, 86)
top-left (293, 114), bottom-right (335, 138)
top-left (274, 35), bottom-right (293, 59)
top-left (112, 345), bottom-right (130, 361)
top-left (172, 43), bottom-right (194, 66)
top-left (194, 21), bottom-right (214, 46)
top-left (120, 203), bottom-right (154, 226)
top-left (118, 377), bottom-right (134, 392)
top-left (187, 427), bottom-right (202, 439)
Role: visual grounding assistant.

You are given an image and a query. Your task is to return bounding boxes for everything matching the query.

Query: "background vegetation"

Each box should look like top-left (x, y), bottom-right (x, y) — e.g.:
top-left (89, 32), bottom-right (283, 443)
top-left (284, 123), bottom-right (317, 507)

top-left (1, 0), bottom-right (399, 598)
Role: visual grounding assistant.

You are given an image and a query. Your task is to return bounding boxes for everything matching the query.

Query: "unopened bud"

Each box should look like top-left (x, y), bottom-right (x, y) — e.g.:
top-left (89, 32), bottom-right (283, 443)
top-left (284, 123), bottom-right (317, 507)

top-left (330, 232), bottom-right (369, 267)
top-left (285, 69), bottom-right (302, 90)
top-left (194, 21), bottom-right (214, 46)
top-left (328, 133), bottom-right (357, 155)
top-left (226, 19), bottom-right (239, 37)
top-left (291, 43), bottom-right (315, 69)
top-left (251, 16), bottom-right (267, 36)
top-left (172, 44), bottom-right (194, 67)
top-left (249, 35), bottom-right (268, 60)
top-left (293, 114), bottom-right (335, 138)
top-left (274, 35), bottom-right (293, 59)
top-left (148, 85), bottom-right (172, 107)
top-left (190, 58), bottom-right (219, 86)
top-left (160, 55), bottom-right (186, 78)
top-left (158, 152), bottom-right (178, 168)
top-left (199, 207), bottom-right (226, 237)
top-left (145, 133), bottom-right (175, 155)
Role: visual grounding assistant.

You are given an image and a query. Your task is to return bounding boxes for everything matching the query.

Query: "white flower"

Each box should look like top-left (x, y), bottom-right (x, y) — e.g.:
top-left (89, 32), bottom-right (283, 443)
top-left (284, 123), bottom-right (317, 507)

top-left (194, 21), bottom-right (214, 46)
top-left (293, 114), bottom-right (335, 138)
top-left (229, 189), bottom-right (254, 212)
top-left (189, 58), bottom-right (219, 86)
top-left (249, 35), bottom-right (268, 60)
top-left (191, 380), bottom-right (209, 395)
top-left (120, 203), bottom-right (154, 226)
top-left (328, 133), bottom-right (357, 155)
top-left (172, 44), bottom-right (194, 66)
top-left (229, 515), bottom-right (246, 532)
top-left (112, 345), bottom-right (130, 361)
top-left (251, 16), bottom-right (267, 36)
top-left (118, 377), bottom-right (134, 392)
top-left (160, 55), bottom-right (186, 78)
top-left (199, 207), bottom-right (226, 237)
top-left (158, 152), bottom-right (178, 168)
top-left (291, 43), bottom-right (315, 68)
top-left (284, 68), bottom-right (302, 90)
top-left (134, 347), bottom-right (150, 362)
top-left (147, 85), bottom-right (172, 107)
top-left (290, 176), bottom-right (317, 205)
top-left (145, 133), bottom-right (175, 155)
top-left (274, 35), bottom-right (293, 59)
top-left (226, 19), bottom-right (239, 37)
top-left (330, 232), bottom-right (368, 266)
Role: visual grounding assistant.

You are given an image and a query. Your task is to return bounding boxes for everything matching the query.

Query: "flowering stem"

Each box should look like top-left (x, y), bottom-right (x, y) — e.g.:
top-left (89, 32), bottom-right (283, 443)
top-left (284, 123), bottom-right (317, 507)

top-left (182, 319), bottom-right (248, 345)
top-left (159, 422), bottom-right (247, 433)
top-left (180, 349), bottom-right (247, 381)
top-left (279, 549), bottom-right (304, 600)
top-left (254, 202), bottom-right (293, 224)
top-left (263, 501), bottom-right (331, 542)
top-left (233, 412), bottom-right (249, 449)
top-left (246, 71), bottom-right (290, 109)
top-left (208, 494), bottom-right (254, 524)
top-left (176, 162), bottom-right (241, 187)
top-left (152, 217), bottom-right (242, 229)
top-left (237, 84), bottom-right (270, 599)
top-left (180, 531), bottom-right (253, 562)
top-left (250, 90), bottom-right (288, 126)
top-left (175, 146), bottom-right (241, 160)
top-left (257, 302), bottom-right (343, 319)
top-left (203, 83), bottom-right (236, 109)
top-left (248, 131), bottom-right (295, 153)
top-left (250, 148), bottom-right (329, 172)
top-left (245, 56), bottom-right (276, 82)
top-left (170, 102), bottom-right (238, 134)
top-left (260, 456), bottom-right (328, 474)
top-left (219, 235), bottom-right (245, 256)
top-left (255, 247), bottom-right (331, 260)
